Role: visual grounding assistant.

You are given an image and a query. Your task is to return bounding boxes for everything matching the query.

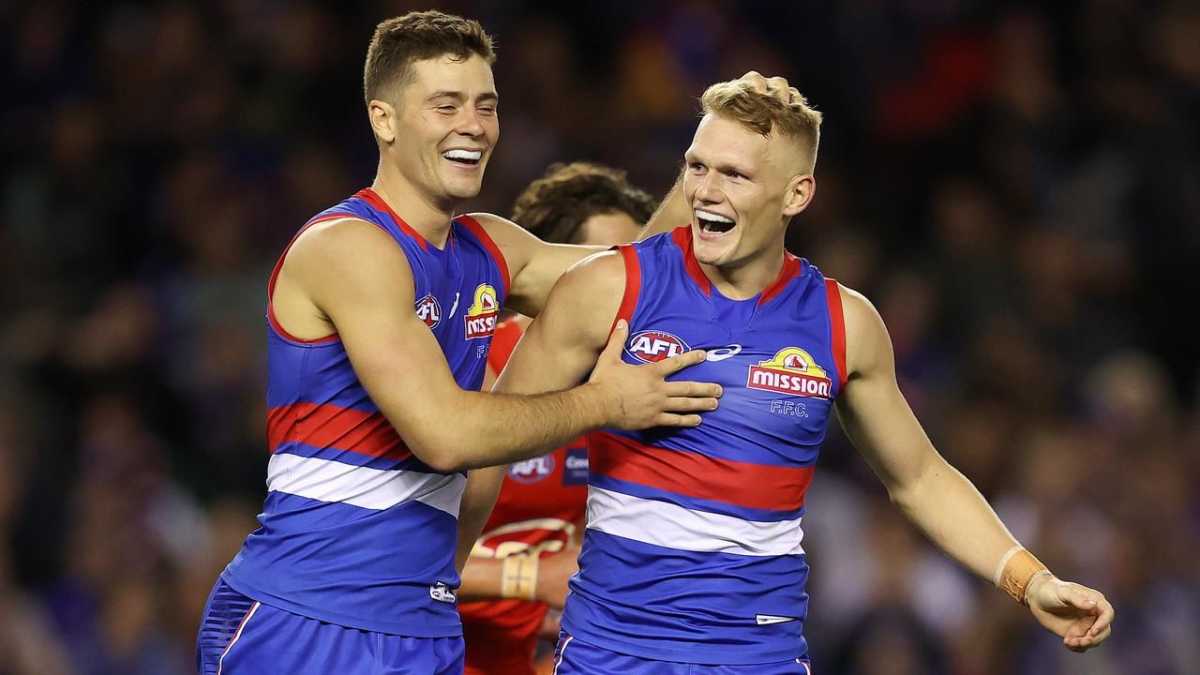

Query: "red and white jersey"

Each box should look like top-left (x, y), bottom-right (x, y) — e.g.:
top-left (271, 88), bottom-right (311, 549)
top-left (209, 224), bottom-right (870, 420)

top-left (460, 319), bottom-right (589, 675)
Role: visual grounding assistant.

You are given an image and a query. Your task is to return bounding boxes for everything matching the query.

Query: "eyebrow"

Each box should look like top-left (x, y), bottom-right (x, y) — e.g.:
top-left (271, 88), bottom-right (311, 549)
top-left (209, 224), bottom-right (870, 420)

top-left (427, 90), bottom-right (499, 104)
top-left (685, 150), bottom-right (751, 176)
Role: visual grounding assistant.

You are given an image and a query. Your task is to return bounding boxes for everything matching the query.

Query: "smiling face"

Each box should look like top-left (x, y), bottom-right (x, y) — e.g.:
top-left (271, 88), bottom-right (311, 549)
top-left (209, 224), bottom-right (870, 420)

top-left (682, 113), bottom-right (813, 269)
top-left (374, 53), bottom-right (499, 207)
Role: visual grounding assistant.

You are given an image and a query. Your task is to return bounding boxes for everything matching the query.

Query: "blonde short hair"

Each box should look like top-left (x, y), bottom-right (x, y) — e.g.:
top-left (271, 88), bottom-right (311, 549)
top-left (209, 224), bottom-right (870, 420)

top-left (700, 79), bottom-right (822, 171)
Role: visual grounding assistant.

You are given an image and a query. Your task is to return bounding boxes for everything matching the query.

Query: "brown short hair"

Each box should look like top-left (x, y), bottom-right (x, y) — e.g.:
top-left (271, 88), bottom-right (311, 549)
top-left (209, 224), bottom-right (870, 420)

top-left (364, 11), bottom-right (496, 105)
top-left (511, 162), bottom-right (658, 244)
top-left (700, 80), bottom-right (822, 171)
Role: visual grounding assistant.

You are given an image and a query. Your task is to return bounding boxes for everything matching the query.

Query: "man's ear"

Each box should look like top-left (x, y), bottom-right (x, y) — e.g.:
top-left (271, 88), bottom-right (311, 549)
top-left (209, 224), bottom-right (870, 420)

top-left (368, 99), bottom-right (398, 144)
top-left (782, 173), bottom-right (815, 218)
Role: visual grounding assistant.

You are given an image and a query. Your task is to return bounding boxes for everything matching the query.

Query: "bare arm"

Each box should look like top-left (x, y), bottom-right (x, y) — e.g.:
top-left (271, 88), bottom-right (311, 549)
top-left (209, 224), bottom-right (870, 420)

top-left (472, 166), bottom-right (687, 317)
top-left (834, 283), bottom-right (1113, 651)
top-left (278, 219), bottom-right (718, 473)
top-left (457, 252), bottom-right (670, 604)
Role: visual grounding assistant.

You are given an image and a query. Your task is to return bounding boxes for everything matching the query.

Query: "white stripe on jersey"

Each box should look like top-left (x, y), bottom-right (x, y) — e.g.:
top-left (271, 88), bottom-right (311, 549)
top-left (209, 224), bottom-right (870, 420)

top-left (585, 486), bottom-right (805, 557)
top-left (266, 453), bottom-right (466, 516)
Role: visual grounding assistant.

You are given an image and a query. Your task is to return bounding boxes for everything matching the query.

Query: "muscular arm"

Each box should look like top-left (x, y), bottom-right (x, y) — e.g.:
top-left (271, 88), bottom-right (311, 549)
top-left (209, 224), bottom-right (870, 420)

top-left (834, 283), bottom-right (1113, 650)
top-left (455, 252), bottom-right (632, 601)
top-left (279, 219), bottom-right (714, 473)
top-left (834, 287), bottom-right (1019, 581)
top-left (454, 363), bottom-right (508, 574)
top-left (471, 174), bottom-right (685, 316)
top-left (495, 249), bottom-right (626, 394)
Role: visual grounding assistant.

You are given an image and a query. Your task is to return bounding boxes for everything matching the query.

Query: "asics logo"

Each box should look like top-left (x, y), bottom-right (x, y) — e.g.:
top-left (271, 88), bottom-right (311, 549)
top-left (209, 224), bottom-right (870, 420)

top-left (706, 344), bottom-right (742, 362)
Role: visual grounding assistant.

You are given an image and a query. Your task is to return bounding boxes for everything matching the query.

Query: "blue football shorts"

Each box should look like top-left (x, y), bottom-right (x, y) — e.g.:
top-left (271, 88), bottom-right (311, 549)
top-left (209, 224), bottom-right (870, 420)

top-left (196, 577), bottom-right (464, 674)
top-left (551, 631), bottom-right (812, 675)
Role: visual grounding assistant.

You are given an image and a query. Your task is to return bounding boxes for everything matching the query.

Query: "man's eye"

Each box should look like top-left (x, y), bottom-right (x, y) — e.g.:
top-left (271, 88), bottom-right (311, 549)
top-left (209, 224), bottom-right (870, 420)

top-left (437, 105), bottom-right (456, 113)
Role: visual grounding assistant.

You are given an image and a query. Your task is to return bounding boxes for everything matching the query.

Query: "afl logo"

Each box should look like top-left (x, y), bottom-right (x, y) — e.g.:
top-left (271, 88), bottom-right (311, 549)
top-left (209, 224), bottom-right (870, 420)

top-left (509, 454), bottom-right (555, 484)
top-left (415, 294), bottom-right (441, 328)
top-left (627, 330), bottom-right (689, 363)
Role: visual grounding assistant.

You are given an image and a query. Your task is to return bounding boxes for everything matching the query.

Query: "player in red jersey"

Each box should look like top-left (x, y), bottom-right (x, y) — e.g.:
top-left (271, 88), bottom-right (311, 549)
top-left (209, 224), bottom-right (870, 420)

top-left (456, 163), bottom-right (657, 675)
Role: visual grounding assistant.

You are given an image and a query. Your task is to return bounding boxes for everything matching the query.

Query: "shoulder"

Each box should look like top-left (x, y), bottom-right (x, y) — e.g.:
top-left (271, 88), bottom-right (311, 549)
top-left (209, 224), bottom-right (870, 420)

top-left (284, 216), bottom-right (415, 297)
top-left (461, 211), bottom-right (538, 272)
top-left (831, 282), bottom-right (892, 377)
top-left (462, 212), bottom-right (536, 251)
top-left (536, 250), bottom-right (628, 345)
top-left (554, 249), bottom-right (628, 296)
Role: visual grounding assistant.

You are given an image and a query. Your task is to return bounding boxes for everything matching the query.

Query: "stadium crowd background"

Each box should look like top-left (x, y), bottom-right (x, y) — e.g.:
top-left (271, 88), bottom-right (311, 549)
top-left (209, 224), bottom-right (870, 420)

top-left (2, 1), bottom-right (1198, 673)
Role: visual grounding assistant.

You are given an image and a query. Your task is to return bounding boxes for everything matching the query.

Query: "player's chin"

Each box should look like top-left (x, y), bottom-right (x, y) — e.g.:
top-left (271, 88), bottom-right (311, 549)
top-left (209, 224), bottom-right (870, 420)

top-left (691, 233), bottom-right (738, 266)
top-left (444, 177), bottom-right (484, 200)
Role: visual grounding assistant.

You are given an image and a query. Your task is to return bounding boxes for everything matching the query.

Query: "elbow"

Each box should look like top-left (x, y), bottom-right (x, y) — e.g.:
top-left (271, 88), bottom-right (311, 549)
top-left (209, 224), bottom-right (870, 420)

top-left (421, 453), bottom-right (469, 474)
top-left (406, 432), bottom-right (472, 474)
top-left (414, 446), bottom-right (471, 474)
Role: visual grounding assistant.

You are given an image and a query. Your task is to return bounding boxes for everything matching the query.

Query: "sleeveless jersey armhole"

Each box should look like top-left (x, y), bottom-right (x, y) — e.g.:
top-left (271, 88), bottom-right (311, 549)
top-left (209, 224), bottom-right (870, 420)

top-left (266, 213), bottom-right (353, 345)
top-left (610, 245), bottom-right (642, 336)
top-left (824, 278), bottom-right (848, 392)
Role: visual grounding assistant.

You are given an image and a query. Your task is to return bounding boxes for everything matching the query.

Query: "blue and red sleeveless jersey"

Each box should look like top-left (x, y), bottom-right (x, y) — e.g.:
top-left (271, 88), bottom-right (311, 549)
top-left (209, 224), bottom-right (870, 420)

top-left (222, 188), bottom-right (509, 637)
top-left (561, 226), bottom-right (847, 664)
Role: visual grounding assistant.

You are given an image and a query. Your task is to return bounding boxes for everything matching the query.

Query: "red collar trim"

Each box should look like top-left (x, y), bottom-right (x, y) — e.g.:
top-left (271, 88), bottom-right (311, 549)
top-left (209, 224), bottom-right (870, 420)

top-left (670, 226), bottom-right (712, 296)
top-left (356, 188), bottom-right (430, 251)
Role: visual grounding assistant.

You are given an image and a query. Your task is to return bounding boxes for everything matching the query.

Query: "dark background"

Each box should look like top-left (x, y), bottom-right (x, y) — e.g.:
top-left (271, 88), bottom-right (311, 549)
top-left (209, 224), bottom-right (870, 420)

top-left (1, 1), bottom-right (1197, 673)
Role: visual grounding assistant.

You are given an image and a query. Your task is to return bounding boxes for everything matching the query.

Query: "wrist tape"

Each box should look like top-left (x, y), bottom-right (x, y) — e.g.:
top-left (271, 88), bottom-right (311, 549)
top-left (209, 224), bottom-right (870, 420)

top-left (993, 546), bottom-right (1049, 606)
top-left (500, 554), bottom-right (539, 601)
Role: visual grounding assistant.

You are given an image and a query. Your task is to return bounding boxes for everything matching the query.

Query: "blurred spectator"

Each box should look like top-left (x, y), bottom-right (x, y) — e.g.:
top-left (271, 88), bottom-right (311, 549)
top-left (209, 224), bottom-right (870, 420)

top-left (0, 2), bottom-right (1195, 673)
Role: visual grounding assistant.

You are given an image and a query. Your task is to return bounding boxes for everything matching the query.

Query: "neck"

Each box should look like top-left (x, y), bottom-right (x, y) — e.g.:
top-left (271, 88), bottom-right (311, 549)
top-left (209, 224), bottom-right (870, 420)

top-left (699, 234), bottom-right (788, 300)
top-left (372, 159), bottom-right (456, 248)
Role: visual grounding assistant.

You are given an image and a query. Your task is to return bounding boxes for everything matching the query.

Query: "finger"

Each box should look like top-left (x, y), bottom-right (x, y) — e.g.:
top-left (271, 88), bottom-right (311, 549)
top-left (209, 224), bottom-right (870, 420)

top-left (1065, 623), bottom-right (1111, 652)
top-left (662, 380), bottom-right (723, 398)
top-left (654, 348), bottom-right (708, 375)
top-left (598, 320), bottom-right (629, 365)
top-left (1062, 586), bottom-right (1102, 615)
top-left (655, 413), bottom-right (704, 427)
top-left (1087, 597), bottom-right (1115, 637)
top-left (662, 396), bottom-right (720, 413)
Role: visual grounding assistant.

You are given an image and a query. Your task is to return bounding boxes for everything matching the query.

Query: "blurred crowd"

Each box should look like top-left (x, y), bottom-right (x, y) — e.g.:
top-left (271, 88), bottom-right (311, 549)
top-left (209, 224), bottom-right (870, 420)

top-left (2, 1), bottom-right (1198, 674)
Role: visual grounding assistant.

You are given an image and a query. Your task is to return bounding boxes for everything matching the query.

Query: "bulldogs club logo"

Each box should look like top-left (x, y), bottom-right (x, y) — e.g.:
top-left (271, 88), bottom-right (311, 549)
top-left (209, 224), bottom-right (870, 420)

top-left (509, 454), bottom-right (555, 484)
top-left (747, 347), bottom-right (832, 399)
top-left (415, 294), bottom-right (441, 328)
top-left (627, 330), bottom-right (689, 363)
top-left (464, 283), bottom-right (499, 340)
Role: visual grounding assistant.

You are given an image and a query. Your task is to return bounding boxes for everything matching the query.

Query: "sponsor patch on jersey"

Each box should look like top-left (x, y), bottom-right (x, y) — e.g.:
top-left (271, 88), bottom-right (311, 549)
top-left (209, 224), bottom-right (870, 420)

top-left (627, 329), bottom-right (689, 363)
top-left (509, 454), bottom-right (555, 484)
top-left (464, 283), bottom-right (499, 339)
top-left (747, 347), bottom-right (832, 399)
top-left (429, 581), bottom-right (457, 604)
top-left (415, 294), bottom-right (441, 328)
top-left (563, 446), bottom-right (589, 485)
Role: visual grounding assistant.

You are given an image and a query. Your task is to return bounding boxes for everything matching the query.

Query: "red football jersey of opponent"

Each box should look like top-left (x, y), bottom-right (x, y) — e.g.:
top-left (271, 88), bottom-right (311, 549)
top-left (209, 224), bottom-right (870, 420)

top-left (460, 318), bottom-right (589, 675)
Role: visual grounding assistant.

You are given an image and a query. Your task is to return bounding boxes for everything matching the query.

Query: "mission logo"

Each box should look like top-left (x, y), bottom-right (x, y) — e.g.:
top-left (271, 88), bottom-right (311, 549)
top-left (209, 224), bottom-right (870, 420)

top-left (747, 347), bottom-right (832, 399)
top-left (464, 283), bottom-right (499, 340)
